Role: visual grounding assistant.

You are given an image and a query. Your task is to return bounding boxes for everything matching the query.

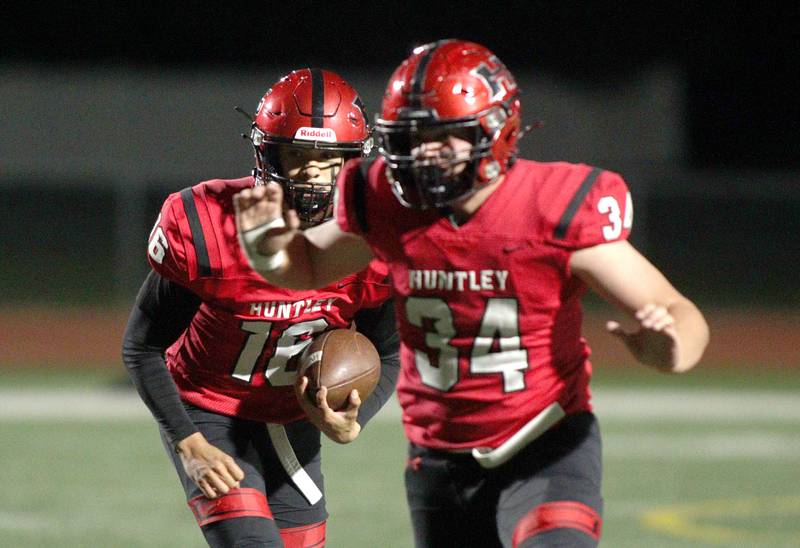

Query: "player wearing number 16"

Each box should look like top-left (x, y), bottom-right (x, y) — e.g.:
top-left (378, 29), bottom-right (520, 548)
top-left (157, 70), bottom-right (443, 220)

top-left (235, 40), bottom-right (709, 548)
top-left (122, 69), bottom-right (399, 548)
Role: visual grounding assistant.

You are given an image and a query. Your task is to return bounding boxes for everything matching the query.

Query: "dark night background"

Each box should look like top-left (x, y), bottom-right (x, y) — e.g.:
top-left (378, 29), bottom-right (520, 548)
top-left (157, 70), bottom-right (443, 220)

top-left (2, 2), bottom-right (799, 306)
top-left (5, 2), bottom-right (798, 167)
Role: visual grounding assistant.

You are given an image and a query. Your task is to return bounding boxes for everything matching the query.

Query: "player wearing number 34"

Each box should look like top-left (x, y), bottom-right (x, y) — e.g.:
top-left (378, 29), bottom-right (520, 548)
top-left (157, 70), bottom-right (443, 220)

top-left (122, 69), bottom-right (400, 548)
top-left (235, 40), bottom-right (709, 548)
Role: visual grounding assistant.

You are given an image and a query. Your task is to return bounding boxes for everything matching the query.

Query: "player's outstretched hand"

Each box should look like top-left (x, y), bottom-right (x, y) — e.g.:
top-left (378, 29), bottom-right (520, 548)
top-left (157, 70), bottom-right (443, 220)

top-left (233, 183), bottom-right (300, 257)
top-left (176, 432), bottom-right (245, 499)
top-left (295, 376), bottom-right (362, 444)
top-left (606, 304), bottom-right (681, 372)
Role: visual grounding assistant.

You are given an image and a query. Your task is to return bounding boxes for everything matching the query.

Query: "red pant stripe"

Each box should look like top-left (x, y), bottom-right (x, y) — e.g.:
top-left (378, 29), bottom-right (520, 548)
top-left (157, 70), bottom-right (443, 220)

top-left (188, 487), bottom-right (273, 527)
top-left (280, 520), bottom-right (327, 548)
top-left (512, 500), bottom-right (602, 546)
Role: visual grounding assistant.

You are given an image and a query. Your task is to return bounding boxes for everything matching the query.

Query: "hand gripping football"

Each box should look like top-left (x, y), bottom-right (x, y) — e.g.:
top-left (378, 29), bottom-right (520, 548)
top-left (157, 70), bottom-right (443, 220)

top-left (298, 329), bottom-right (381, 410)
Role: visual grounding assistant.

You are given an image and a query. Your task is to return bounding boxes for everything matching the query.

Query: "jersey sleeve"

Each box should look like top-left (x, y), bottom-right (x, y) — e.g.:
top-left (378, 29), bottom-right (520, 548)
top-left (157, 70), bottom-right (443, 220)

top-left (548, 168), bottom-right (633, 249)
top-left (334, 158), bottom-right (367, 236)
top-left (357, 259), bottom-right (393, 309)
top-left (147, 188), bottom-right (215, 287)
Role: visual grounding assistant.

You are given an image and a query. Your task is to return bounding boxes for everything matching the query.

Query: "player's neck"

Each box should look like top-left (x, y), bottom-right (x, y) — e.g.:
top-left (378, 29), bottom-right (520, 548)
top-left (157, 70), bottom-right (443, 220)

top-left (448, 176), bottom-right (505, 225)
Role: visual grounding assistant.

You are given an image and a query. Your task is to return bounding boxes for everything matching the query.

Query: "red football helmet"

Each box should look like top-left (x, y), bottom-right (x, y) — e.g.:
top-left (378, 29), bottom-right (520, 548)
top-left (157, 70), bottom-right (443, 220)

top-left (375, 40), bottom-right (521, 209)
top-left (250, 68), bottom-right (372, 224)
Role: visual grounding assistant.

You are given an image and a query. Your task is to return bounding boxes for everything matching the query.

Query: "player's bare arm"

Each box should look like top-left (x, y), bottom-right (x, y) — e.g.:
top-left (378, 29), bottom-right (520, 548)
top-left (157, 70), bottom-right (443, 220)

top-left (234, 183), bottom-right (373, 289)
top-left (570, 240), bottom-right (709, 372)
top-left (174, 432), bottom-right (245, 499)
top-left (294, 377), bottom-right (362, 444)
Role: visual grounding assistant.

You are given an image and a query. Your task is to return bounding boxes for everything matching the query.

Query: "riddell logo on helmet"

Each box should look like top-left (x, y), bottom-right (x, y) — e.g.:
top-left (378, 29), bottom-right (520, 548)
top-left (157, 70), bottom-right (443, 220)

top-left (295, 127), bottom-right (337, 142)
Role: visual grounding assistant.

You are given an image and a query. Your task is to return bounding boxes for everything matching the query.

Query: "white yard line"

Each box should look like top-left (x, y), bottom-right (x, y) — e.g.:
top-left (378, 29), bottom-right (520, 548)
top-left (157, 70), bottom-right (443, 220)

top-left (0, 512), bottom-right (53, 531)
top-left (0, 389), bottom-right (149, 420)
top-left (1, 388), bottom-right (799, 422)
top-left (0, 390), bottom-right (798, 465)
top-left (604, 432), bottom-right (800, 459)
top-left (591, 388), bottom-right (800, 421)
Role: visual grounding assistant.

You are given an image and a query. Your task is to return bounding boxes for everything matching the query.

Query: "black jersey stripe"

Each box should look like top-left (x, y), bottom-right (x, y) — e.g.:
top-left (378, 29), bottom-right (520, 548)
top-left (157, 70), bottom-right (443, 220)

top-left (353, 159), bottom-right (374, 234)
top-left (310, 68), bottom-right (324, 128)
top-left (180, 187), bottom-right (212, 277)
top-left (554, 167), bottom-right (603, 239)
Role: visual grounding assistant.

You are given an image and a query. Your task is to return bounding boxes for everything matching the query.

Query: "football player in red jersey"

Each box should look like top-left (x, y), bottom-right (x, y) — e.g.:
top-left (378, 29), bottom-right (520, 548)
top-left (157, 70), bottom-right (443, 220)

top-left (234, 42), bottom-right (709, 548)
top-left (122, 69), bottom-right (400, 548)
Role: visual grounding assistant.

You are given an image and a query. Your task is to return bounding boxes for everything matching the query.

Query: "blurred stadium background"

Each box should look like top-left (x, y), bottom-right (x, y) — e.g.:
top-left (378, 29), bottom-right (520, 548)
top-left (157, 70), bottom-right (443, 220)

top-left (2, 3), bottom-right (798, 547)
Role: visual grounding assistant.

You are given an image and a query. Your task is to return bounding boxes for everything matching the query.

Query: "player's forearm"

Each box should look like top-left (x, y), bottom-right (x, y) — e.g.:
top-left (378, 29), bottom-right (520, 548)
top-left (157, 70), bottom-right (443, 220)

top-left (353, 300), bottom-right (401, 427)
top-left (357, 349), bottom-right (400, 427)
top-left (124, 353), bottom-right (199, 444)
top-left (253, 231), bottom-right (319, 289)
top-left (667, 298), bottom-right (709, 373)
top-left (245, 215), bottom-right (373, 289)
top-left (121, 310), bottom-right (198, 445)
top-left (121, 272), bottom-right (201, 446)
top-left (305, 221), bottom-right (375, 286)
top-left (250, 227), bottom-right (357, 290)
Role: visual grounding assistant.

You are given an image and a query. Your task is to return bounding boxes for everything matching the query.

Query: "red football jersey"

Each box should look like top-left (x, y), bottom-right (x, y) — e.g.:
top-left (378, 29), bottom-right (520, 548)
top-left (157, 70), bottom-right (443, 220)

top-left (336, 158), bottom-right (632, 450)
top-left (147, 177), bottom-right (391, 424)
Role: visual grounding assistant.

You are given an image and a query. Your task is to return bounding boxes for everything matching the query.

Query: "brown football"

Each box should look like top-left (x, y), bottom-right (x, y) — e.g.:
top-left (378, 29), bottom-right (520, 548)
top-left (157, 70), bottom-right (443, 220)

top-left (298, 329), bottom-right (381, 410)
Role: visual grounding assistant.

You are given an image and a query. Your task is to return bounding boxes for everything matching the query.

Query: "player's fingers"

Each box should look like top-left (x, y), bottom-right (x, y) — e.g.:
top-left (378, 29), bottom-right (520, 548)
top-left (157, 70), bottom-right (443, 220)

top-left (242, 186), bottom-right (268, 205)
top-left (227, 457), bottom-right (245, 482)
top-left (640, 305), bottom-right (667, 327)
top-left (197, 478), bottom-right (217, 499)
top-left (294, 377), bottom-right (320, 416)
top-left (606, 320), bottom-right (626, 337)
top-left (263, 182), bottom-right (282, 202)
top-left (213, 462), bottom-right (241, 489)
top-left (233, 192), bottom-right (256, 216)
top-left (348, 389), bottom-right (362, 410)
top-left (250, 184), bottom-right (267, 198)
top-left (635, 304), bottom-right (657, 321)
top-left (334, 390), bottom-right (361, 419)
top-left (206, 471), bottom-right (232, 495)
top-left (645, 308), bottom-right (673, 331)
top-left (232, 191), bottom-right (245, 209)
top-left (650, 311), bottom-right (675, 331)
top-left (295, 378), bottom-right (318, 413)
top-left (316, 386), bottom-right (332, 412)
top-left (285, 209), bottom-right (301, 230)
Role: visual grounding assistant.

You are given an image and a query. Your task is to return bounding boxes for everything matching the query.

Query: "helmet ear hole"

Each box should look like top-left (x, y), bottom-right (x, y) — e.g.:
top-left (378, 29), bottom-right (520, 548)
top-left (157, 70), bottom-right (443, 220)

top-left (481, 106), bottom-right (507, 137)
top-left (481, 160), bottom-right (500, 180)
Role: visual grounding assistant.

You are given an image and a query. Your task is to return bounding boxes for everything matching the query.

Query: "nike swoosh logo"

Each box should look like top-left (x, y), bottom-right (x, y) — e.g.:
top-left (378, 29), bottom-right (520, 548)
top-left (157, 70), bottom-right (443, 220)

top-left (502, 244), bottom-right (526, 253)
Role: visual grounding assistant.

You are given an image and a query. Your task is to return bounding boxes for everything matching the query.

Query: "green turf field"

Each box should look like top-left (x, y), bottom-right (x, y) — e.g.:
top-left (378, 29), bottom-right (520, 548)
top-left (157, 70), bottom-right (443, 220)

top-left (1, 368), bottom-right (799, 547)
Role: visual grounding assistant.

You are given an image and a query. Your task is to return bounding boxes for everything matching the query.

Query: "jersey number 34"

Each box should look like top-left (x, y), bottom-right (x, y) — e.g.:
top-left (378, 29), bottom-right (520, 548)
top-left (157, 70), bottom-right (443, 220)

top-left (406, 297), bottom-right (528, 393)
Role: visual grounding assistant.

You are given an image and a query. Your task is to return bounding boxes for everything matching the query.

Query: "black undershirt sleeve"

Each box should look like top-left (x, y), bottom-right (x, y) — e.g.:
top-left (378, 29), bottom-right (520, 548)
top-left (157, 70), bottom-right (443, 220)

top-left (121, 270), bottom-right (201, 447)
top-left (353, 298), bottom-right (401, 428)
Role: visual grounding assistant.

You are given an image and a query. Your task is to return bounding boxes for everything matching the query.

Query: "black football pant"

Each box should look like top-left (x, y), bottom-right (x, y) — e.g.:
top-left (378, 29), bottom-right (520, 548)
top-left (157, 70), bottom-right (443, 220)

top-left (404, 412), bottom-right (603, 548)
top-left (160, 403), bottom-right (326, 547)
